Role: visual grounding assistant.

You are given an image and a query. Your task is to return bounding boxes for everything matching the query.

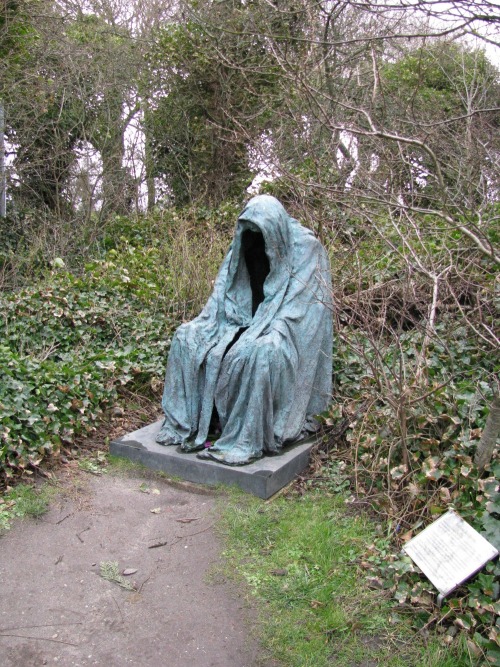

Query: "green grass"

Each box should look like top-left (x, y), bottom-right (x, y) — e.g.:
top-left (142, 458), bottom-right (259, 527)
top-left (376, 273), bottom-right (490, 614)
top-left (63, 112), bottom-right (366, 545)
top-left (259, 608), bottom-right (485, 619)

top-left (0, 482), bottom-right (53, 533)
top-left (217, 489), bottom-right (474, 667)
top-left (107, 454), bottom-right (170, 479)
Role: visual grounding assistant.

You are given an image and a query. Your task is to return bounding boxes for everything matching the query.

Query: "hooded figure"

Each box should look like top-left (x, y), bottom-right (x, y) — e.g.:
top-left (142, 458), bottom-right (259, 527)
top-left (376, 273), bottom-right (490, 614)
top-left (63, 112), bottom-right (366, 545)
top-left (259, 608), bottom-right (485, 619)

top-left (156, 195), bottom-right (333, 465)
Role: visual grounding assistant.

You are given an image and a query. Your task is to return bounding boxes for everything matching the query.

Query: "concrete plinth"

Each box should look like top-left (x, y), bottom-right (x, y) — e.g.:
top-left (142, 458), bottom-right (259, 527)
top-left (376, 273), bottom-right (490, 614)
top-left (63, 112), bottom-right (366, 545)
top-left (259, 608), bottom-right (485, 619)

top-left (110, 420), bottom-right (316, 499)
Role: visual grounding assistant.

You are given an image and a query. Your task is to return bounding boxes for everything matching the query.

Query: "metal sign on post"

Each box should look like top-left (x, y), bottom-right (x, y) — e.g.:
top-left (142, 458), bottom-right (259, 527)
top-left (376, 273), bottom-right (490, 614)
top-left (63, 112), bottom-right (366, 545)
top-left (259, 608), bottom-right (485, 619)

top-left (402, 510), bottom-right (498, 604)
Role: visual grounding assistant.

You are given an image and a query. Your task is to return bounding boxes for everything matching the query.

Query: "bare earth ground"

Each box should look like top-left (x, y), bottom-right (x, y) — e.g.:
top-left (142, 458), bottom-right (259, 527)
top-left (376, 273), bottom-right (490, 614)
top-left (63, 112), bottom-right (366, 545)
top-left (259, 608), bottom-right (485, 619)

top-left (0, 469), bottom-right (263, 667)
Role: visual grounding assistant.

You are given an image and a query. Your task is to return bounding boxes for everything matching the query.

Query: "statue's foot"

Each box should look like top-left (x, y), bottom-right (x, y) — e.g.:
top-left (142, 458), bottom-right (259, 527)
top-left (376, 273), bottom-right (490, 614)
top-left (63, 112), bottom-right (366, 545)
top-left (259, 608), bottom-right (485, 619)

top-left (155, 431), bottom-right (179, 446)
top-left (200, 446), bottom-right (262, 466)
top-left (180, 439), bottom-right (205, 453)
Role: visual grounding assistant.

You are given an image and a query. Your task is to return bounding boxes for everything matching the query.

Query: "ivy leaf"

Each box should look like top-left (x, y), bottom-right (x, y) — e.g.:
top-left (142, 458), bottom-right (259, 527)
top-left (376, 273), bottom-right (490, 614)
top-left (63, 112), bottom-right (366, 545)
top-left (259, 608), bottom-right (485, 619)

top-left (480, 514), bottom-right (500, 551)
top-left (423, 456), bottom-right (443, 480)
top-left (486, 494), bottom-right (500, 515)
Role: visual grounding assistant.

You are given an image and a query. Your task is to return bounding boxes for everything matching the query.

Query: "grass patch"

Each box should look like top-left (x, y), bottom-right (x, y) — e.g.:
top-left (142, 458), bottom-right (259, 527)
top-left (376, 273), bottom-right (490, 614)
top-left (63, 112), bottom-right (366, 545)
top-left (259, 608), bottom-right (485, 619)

top-left (107, 454), bottom-right (170, 481)
top-left (218, 489), bottom-right (474, 667)
top-left (0, 482), bottom-right (53, 533)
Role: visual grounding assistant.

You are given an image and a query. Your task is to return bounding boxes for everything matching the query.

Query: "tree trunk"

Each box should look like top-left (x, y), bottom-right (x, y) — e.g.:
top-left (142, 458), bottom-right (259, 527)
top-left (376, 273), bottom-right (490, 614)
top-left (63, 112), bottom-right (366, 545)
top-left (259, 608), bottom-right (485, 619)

top-left (475, 394), bottom-right (500, 473)
top-left (143, 103), bottom-right (156, 212)
top-left (0, 101), bottom-right (6, 217)
top-left (100, 130), bottom-right (131, 219)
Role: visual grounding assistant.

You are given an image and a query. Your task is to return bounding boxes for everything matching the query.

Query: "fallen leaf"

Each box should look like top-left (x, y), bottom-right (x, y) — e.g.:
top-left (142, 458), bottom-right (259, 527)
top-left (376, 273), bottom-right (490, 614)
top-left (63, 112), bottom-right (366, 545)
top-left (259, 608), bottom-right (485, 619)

top-left (310, 600), bottom-right (324, 608)
top-left (410, 592), bottom-right (434, 605)
top-left (150, 507), bottom-right (161, 514)
top-left (466, 640), bottom-right (482, 658)
top-left (123, 568), bottom-right (138, 576)
top-left (439, 487), bottom-right (451, 503)
top-left (366, 576), bottom-right (384, 589)
top-left (407, 482), bottom-right (421, 498)
top-left (152, 489), bottom-right (160, 495)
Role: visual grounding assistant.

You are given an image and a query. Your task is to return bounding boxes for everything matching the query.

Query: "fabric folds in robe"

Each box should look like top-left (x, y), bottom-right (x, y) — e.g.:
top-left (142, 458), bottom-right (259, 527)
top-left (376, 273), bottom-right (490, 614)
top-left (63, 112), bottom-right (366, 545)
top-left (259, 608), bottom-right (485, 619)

top-left (156, 195), bottom-right (333, 465)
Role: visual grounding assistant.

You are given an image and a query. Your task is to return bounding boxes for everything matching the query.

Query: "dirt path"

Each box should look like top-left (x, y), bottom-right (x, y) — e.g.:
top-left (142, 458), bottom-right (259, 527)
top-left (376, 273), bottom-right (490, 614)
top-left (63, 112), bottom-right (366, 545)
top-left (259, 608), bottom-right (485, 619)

top-left (0, 470), bottom-right (261, 667)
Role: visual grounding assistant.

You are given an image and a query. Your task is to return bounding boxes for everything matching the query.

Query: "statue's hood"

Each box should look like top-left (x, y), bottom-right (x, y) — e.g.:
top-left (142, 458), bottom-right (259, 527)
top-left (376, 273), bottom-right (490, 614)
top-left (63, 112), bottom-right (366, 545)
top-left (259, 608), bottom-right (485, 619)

top-left (224, 195), bottom-right (295, 325)
top-left (236, 194), bottom-right (293, 270)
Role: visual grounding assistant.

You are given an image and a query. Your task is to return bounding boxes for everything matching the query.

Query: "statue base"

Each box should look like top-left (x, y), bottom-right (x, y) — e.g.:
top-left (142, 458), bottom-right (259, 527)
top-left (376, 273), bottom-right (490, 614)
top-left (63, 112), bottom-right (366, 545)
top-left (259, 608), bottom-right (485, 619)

top-left (110, 420), bottom-right (316, 499)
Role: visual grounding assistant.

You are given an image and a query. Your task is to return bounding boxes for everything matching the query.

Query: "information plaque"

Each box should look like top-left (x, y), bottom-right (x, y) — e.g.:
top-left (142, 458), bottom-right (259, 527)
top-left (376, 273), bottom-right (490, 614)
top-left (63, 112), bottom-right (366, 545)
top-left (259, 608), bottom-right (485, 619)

top-left (402, 510), bottom-right (498, 598)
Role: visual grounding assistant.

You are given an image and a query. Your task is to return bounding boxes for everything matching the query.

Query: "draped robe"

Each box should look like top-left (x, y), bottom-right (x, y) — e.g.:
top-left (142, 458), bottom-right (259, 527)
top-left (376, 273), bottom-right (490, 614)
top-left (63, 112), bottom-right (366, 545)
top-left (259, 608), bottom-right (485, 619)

top-left (156, 195), bottom-right (333, 465)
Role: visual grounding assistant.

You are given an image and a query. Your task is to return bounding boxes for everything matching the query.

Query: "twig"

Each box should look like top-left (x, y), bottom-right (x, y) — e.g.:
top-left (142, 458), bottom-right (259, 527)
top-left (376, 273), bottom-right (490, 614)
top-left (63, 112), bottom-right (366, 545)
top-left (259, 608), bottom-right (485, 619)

top-left (0, 633), bottom-right (78, 646)
top-left (175, 524), bottom-right (213, 539)
top-left (148, 540), bottom-right (169, 549)
top-left (0, 622), bottom-right (82, 633)
top-left (56, 513), bottom-right (73, 525)
top-left (76, 526), bottom-right (90, 543)
top-left (351, 400), bottom-right (376, 496)
top-left (138, 575), bottom-right (151, 594)
top-left (109, 593), bottom-right (124, 624)
top-left (418, 608), bottom-right (454, 635)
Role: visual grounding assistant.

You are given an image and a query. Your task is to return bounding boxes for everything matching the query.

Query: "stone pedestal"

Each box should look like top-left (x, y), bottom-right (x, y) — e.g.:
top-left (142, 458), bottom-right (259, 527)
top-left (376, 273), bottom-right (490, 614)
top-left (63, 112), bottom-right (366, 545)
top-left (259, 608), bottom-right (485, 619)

top-left (110, 420), bottom-right (316, 499)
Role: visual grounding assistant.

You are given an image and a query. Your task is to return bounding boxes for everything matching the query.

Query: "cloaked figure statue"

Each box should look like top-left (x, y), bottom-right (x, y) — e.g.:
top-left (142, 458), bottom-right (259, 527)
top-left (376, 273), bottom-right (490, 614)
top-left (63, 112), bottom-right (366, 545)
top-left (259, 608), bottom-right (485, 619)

top-left (156, 195), bottom-right (333, 465)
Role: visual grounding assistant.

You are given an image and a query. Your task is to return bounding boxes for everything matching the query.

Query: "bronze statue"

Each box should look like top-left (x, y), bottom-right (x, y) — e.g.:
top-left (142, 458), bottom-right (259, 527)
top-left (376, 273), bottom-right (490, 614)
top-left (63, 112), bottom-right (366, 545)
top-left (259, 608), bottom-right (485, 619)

top-left (156, 195), bottom-right (333, 465)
